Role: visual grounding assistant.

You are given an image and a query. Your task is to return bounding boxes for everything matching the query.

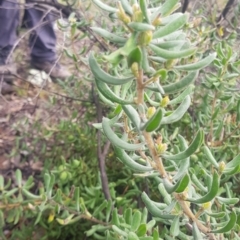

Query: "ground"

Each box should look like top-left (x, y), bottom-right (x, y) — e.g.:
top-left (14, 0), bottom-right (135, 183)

top-left (0, 19), bottom-right (93, 180)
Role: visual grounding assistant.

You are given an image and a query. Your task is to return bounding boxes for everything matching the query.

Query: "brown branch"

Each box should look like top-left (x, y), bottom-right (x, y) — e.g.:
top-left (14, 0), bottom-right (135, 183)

top-left (92, 84), bottom-right (111, 201)
top-left (136, 68), bottom-right (144, 105)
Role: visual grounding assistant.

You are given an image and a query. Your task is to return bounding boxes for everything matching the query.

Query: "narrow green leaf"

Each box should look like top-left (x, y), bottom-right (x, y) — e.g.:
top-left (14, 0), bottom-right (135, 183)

top-left (153, 14), bottom-right (188, 39)
top-left (136, 224), bottom-right (147, 237)
top-left (102, 118), bottom-right (144, 151)
top-left (128, 232), bottom-right (140, 240)
top-left (149, 44), bottom-right (196, 60)
top-left (139, 0), bottom-right (150, 23)
top-left (211, 211), bottom-right (237, 233)
top-left (91, 27), bottom-right (126, 44)
top-left (187, 171), bottom-right (219, 204)
top-left (112, 208), bottom-right (120, 226)
top-left (122, 105), bottom-right (141, 130)
top-left (141, 108), bottom-right (163, 132)
top-left (163, 174), bottom-right (189, 194)
top-left (175, 53), bottom-right (217, 71)
top-left (170, 216), bottom-right (180, 237)
top-left (131, 210), bottom-right (142, 231)
top-left (128, 47), bottom-right (142, 67)
top-left (217, 197), bottom-right (239, 205)
top-left (15, 169), bottom-right (22, 188)
top-left (89, 52), bottom-right (134, 85)
top-left (124, 208), bottom-right (133, 225)
top-left (163, 130), bottom-right (203, 161)
top-left (226, 154), bottom-right (240, 169)
top-left (141, 192), bottom-right (175, 219)
top-left (203, 146), bottom-right (219, 168)
top-left (161, 95), bottom-right (191, 125)
top-left (128, 22), bottom-right (155, 32)
top-left (163, 71), bottom-right (198, 94)
top-left (192, 222), bottom-right (203, 239)
top-left (114, 147), bottom-right (153, 172)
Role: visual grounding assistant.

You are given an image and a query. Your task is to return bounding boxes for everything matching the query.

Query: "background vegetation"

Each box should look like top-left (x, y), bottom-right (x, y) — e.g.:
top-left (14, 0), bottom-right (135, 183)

top-left (0, 0), bottom-right (240, 239)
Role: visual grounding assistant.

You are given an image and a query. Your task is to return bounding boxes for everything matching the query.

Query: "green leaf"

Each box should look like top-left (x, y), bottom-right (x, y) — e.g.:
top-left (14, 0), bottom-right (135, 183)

top-left (131, 210), bottom-right (142, 231)
top-left (92, 0), bottom-right (118, 12)
top-left (122, 105), bottom-right (141, 130)
top-left (0, 210), bottom-right (4, 228)
top-left (169, 85), bottom-right (195, 105)
top-left (192, 222), bottom-right (203, 239)
top-left (15, 169), bottom-right (22, 188)
top-left (226, 154), bottom-right (240, 169)
top-left (128, 22), bottom-right (155, 32)
top-left (141, 108), bottom-right (163, 132)
top-left (175, 53), bottom-right (217, 71)
top-left (161, 95), bottom-right (191, 125)
top-left (139, 237), bottom-right (153, 240)
top-left (163, 71), bottom-right (198, 94)
top-left (102, 117), bottom-right (145, 151)
top-left (141, 192), bottom-right (175, 219)
top-left (203, 146), bottom-right (219, 168)
top-left (139, 0), bottom-right (150, 23)
top-left (136, 224), bottom-right (147, 237)
top-left (216, 197), bottom-right (239, 205)
top-left (95, 80), bottom-right (133, 105)
top-left (151, 0), bottom-right (179, 20)
top-left (112, 208), bottom-right (120, 226)
top-left (153, 228), bottom-right (159, 240)
top-left (128, 47), bottom-right (142, 67)
top-left (114, 147), bottom-right (153, 172)
top-left (187, 171), bottom-right (219, 204)
top-left (170, 216), bottom-right (180, 237)
top-left (206, 211), bottom-right (226, 218)
top-left (128, 232), bottom-right (140, 240)
top-left (112, 225), bottom-right (128, 236)
top-left (163, 130), bottom-right (203, 161)
top-left (120, 0), bottom-right (133, 16)
top-left (211, 211), bottom-right (237, 233)
top-left (141, 207), bottom-right (148, 224)
top-left (153, 14), bottom-right (188, 39)
top-left (124, 208), bottom-right (133, 225)
top-left (91, 27), bottom-right (126, 44)
top-left (163, 174), bottom-right (189, 194)
top-left (149, 44), bottom-right (196, 60)
top-left (89, 52), bottom-right (134, 85)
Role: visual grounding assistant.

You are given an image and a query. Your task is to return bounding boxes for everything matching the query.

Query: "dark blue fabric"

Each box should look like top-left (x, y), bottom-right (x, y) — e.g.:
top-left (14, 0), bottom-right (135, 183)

top-left (0, 0), bottom-right (57, 62)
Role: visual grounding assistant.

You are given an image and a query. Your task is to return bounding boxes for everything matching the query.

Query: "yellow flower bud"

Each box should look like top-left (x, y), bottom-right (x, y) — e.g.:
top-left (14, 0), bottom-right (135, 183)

top-left (131, 62), bottom-right (139, 77)
top-left (165, 59), bottom-right (177, 69)
top-left (132, 4), bottom-right (143, 22)
top-left (152, 16), bottom-right (161, 26)
top-left (138, 30), bottom-right (153, 46)
top-left (132, 10), bottom-right (143, 22)
top-left (218, 161), bottom-right (226, 173)
top-left (160, 96), bottom-right (169, 107)
top-left (117, 2), bottom-right (131, 24)
top-left (202, 201), bottom-right (211, 210)
top-left (146, 107), bottom-right (156, 119)
top-left (156, 143), bottom-right (168, 154)
top-left (48, 212), bottom-right (55, 223)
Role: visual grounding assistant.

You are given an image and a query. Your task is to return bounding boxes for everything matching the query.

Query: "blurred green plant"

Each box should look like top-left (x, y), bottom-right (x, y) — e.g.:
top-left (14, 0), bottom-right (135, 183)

top-left (1, 0), bottom-right (240, 239)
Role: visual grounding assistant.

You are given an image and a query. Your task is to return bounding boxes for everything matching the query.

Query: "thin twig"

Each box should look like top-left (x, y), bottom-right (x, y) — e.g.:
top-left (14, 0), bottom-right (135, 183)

top-left (92, 84), bottom-right (111, 201)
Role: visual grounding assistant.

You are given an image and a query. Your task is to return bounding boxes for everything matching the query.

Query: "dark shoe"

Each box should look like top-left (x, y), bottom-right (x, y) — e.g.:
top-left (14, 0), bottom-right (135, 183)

top-left (31, 60), bottom-right (72, 79)
top-left (0, 63), bottom-right (17, 83)
top-left (0, 82), bottom-right (15, 95)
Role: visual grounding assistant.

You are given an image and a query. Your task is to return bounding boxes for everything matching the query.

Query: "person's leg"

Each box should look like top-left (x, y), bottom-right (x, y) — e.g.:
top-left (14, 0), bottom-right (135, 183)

top-left (23, 8), bottom-right (71, 79)
top-left (0, 0), bottom-right (19, 65)
top-left (23, 7), bottom-right (57, 62)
